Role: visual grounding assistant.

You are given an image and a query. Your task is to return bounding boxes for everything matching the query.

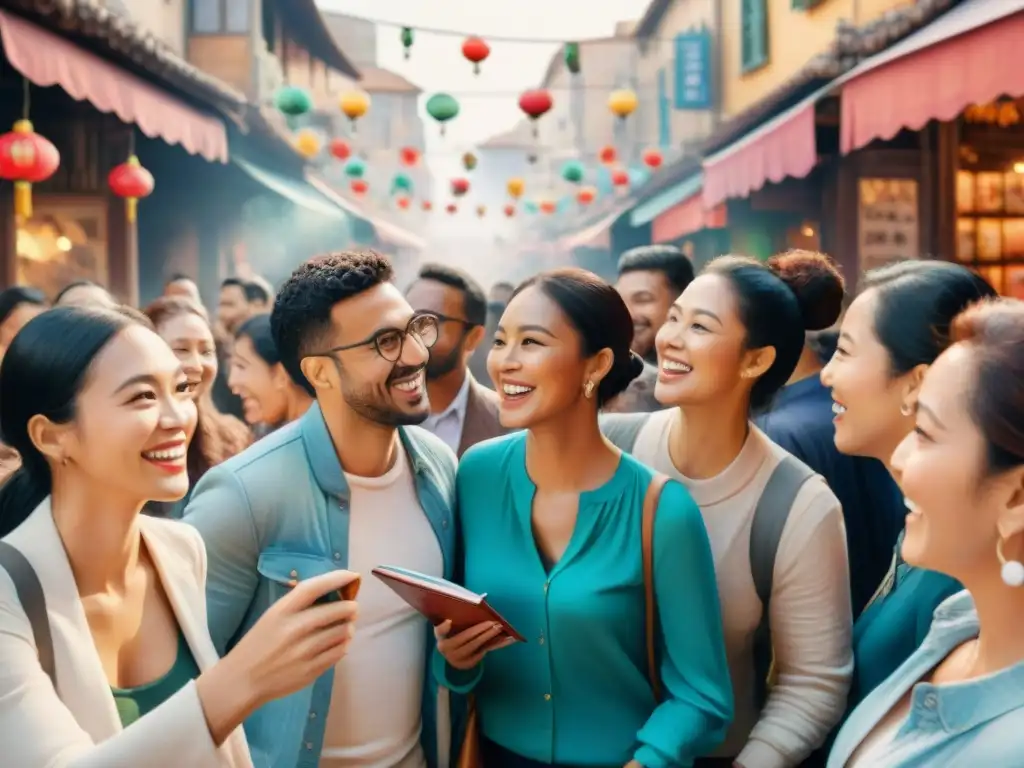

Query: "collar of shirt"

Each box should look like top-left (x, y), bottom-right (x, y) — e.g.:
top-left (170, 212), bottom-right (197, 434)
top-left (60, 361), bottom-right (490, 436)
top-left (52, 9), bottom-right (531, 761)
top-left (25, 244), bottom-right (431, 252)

top-left (423, 374), bottom-right (472, 451)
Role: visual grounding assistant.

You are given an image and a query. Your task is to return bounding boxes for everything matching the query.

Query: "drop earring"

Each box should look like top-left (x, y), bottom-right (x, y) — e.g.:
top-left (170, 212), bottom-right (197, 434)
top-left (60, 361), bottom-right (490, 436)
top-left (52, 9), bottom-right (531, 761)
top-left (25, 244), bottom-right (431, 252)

top-left (900, 403), bottom-right (913, 417)
top-left (584, 380), bottom-right (595, 399)
top-left (997, 537), bottom-right (1024, 587)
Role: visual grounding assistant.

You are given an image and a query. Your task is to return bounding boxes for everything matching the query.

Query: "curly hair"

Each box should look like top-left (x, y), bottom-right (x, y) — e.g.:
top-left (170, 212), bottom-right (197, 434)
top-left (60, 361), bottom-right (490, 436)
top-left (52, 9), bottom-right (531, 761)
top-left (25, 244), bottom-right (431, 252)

top-left (271, 249), bottom-right (394, 389)
top-left (143, 296), bottom-right (250, 487)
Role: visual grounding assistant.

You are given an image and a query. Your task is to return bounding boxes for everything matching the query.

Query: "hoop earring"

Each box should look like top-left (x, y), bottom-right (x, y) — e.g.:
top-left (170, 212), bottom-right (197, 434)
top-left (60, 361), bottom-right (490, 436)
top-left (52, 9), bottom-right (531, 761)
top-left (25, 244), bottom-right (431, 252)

top-left (584, 381), bottom-right (595, 399)
top-left (900, 403), bottom-right (913, 417)
top-left (996, 537), bottom-right (1024, 587)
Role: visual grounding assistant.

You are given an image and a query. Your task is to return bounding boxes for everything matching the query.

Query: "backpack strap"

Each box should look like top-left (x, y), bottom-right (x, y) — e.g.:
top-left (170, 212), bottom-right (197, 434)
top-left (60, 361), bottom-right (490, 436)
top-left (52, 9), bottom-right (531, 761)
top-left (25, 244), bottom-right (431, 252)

top-left (749, 455), bottom-right (816, 707)
top-left (600, 413), bottom-right (652, 454)
top-left (0, 541), bottom-right (56, 687)
top-left (642, 473), bottom-right (670, 703)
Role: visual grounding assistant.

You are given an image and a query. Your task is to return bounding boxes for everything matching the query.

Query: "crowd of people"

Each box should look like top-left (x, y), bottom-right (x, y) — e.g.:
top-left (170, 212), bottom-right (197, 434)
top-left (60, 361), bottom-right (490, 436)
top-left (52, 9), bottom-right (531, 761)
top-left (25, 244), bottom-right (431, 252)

top-left (0, 244), bottom-right (1020, 768)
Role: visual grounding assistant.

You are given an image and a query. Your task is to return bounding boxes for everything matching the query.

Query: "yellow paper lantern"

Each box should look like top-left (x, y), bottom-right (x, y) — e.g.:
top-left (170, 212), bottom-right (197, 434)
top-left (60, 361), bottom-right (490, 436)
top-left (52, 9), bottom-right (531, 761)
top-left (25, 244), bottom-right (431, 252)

top-left (608, 88), bottom-right (638, 120)
top-left (293, 129), bottom-right (321, 158)
top-left (339, 90), bottom-right (371, 130)
top-left (506, 177), bottom-right (525, 199)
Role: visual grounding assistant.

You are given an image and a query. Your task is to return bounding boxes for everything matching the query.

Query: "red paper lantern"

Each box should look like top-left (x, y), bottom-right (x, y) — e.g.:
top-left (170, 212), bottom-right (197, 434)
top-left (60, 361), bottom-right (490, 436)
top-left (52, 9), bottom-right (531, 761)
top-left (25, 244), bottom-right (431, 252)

top-left (611, 169), bottom-right (630, 188)
top-left (422, 200), bottom-right (433, 211)
top-left (503, 204), bottom-right (515, 218)
top-left (108, 155), bottom-right (155, 223)
top-left (540, 200), bottom-right (557, 215)
top-left (0, 119), bottom-right (60, 220)
top-left (396, 196), bottom-right (411, 210)
top-left (351, 179), bottom-right (369, 196)
top-left (576, 187), bottom-right (596, 206)
top-left (518, 90), bottom-right (554, 137)
top-left (329, 139), bottom-right (352, 161)
top-left (462, 37), bottom-right (490, 75)
top-left (450, 177), bottom-right (470, 197)
top-left (446, 203), bottom-right (458, 215)
top-left (642, 149), bottom-right (663, 170)
top-left (598, 145), bottom-right (617, 165)
top-left (399, 146), bottom-right (420, 167)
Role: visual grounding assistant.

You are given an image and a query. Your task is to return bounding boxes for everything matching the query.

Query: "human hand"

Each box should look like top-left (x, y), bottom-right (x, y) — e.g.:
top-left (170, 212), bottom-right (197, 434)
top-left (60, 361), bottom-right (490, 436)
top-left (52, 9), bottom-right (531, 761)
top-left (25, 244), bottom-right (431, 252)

top-left (434, 619), bottom-right (515, 670)
top-left (197, 570), bottom-right (360, 743)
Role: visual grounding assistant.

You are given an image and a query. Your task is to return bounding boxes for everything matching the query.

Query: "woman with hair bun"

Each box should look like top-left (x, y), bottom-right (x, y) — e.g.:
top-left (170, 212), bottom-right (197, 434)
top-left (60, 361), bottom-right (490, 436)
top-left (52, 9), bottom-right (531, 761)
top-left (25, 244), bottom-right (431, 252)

top-left (434, 268), bottom-right (733, 767)
top-left (604, 251), bottom-right (852, 767)
top-left (830, 298), bottom-right (1024, 766)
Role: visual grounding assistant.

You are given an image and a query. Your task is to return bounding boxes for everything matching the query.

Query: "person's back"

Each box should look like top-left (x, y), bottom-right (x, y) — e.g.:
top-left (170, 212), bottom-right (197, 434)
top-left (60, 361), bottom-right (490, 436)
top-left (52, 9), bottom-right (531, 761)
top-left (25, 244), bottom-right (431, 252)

top-left (756, 373), bottom-right (904, 618)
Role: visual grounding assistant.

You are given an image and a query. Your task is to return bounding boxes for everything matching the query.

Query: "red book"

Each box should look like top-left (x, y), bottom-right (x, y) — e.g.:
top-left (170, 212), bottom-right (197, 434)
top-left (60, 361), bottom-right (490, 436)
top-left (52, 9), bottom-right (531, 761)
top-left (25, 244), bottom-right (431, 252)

top-left (371, 565), bottom-right (525, 643)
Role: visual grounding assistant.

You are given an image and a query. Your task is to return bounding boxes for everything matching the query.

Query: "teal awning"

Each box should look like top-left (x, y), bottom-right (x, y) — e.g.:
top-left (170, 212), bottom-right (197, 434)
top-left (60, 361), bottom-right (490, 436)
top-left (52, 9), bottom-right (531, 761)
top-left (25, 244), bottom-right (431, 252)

top-left (233, 156), bottom-right (348, 220)
top-left (630, 172), bottom-right (703, 227)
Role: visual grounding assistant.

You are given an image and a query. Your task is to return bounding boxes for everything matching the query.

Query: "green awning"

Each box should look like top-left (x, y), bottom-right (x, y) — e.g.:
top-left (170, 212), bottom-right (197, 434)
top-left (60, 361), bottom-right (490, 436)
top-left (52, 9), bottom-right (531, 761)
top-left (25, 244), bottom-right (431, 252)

top-left (233, 156), bottom-right (348, 220)
top-left (630, 172), bottom-right (703, 227)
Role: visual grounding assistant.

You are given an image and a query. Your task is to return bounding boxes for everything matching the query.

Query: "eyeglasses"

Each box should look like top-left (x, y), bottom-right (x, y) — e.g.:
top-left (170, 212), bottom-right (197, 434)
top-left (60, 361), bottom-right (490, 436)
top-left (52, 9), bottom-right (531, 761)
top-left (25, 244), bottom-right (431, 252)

top-left (310, 312), bottom-right (440, 363)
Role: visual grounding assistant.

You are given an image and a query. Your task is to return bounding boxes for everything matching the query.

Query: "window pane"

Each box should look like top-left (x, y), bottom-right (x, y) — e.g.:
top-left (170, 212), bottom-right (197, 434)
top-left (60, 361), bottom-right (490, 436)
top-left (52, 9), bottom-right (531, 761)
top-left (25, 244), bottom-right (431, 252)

top-left (225, 0), bottom-right (250, 33)
top-left (192, 0), bottom-right (222, 33)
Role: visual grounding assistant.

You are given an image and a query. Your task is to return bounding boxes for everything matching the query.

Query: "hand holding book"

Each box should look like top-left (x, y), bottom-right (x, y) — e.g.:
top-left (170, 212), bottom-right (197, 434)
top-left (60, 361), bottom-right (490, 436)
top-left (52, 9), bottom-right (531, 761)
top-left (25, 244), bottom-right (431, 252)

top-left (434, 619), bottom-right (517, 670)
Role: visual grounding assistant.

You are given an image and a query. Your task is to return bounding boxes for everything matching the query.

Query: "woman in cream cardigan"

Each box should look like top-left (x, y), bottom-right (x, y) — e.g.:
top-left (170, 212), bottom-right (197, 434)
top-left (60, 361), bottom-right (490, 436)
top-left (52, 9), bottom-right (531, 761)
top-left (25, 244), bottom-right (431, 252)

top-left (0, 306), bottom-right (359, 767)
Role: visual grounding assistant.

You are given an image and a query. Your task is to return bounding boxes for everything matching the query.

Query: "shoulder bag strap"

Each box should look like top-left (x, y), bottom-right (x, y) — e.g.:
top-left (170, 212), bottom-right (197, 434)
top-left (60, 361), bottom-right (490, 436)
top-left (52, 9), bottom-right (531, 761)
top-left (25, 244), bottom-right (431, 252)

top-left (748, 455), bottom-right (816, 705)
top-left (642, 473), bottom-right (670, 703)
top-left (0, 541), bottom-right (56, 687)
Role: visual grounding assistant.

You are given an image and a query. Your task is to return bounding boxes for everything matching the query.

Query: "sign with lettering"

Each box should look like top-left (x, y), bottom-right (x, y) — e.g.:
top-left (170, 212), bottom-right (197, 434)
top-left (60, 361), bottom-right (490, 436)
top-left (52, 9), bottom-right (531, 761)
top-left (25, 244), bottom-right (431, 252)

top-left (674, 31), bottom-right (713, 110)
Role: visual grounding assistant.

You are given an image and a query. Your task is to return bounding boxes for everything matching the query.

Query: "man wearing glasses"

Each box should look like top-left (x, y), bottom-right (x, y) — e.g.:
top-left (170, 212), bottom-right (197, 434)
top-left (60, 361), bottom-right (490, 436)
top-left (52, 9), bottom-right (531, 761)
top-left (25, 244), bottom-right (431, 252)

top-left (406, 264), bottom-right (507, 456)
top-left (185, 250), bottom-right (462, 768)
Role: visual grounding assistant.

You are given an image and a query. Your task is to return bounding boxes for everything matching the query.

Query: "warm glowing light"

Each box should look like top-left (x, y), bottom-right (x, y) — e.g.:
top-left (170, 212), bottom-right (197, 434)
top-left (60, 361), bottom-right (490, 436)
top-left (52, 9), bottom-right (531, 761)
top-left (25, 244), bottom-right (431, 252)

top-left (1014, 161), bottom-right (1024, 174)
top-left (801, 225), bottom-right (815, 238)
top-left (56, 235), bottom-right (71, 252)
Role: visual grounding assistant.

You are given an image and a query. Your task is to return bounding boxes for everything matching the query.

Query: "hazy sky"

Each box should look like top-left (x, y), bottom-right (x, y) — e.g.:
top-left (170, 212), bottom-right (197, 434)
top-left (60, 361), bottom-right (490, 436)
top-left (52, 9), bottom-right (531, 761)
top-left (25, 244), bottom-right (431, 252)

top-left (316, 0), bottom-right (649, 150)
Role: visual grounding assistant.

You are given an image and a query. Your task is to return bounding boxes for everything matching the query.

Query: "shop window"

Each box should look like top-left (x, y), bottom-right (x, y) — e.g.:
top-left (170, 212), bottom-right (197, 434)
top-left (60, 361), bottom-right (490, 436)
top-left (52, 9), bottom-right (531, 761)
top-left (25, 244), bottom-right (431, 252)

top-left (741, 0), bottom-right (769, 73)
top-left (191, 0), bottom-right (250, 34)
top-left (858, 178), bottom-right (919, 273)
top-left (15, 197), bottom-right (109, 299)
top-left (955, 164), bottom-right (1024, 298)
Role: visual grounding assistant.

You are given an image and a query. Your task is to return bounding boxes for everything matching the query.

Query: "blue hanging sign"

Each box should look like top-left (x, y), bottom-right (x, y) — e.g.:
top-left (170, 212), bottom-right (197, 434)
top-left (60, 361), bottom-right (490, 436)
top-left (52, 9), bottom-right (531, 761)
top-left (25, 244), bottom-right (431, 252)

top-left (674, 31), bottom-right (712, 110)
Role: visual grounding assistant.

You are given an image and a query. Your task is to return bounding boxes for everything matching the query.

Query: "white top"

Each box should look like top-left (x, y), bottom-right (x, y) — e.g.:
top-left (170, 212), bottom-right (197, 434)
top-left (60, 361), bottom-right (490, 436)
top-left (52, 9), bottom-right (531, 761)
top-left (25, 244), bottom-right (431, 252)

top-left (632, 409), bottom-right (853, 767)
top-left (320, 441), bottom-right (443, 768)
top-left (421, 375), bottom-right (471, 454)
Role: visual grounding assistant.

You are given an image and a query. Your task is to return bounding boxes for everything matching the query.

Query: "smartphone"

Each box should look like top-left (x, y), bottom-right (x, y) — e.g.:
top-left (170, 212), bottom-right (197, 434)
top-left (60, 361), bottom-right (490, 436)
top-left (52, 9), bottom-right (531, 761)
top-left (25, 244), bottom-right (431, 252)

top-left (313, 574), bottom-right (362, 606)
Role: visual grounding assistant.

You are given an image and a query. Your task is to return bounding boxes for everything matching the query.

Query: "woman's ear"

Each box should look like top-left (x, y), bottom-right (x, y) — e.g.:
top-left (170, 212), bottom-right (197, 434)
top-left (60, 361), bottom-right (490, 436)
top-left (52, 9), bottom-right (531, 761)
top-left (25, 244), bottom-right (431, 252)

top-left (900, 363), bottom-right (929, 412)
top-left (740, 345), bottom-right (776, 380)
top-left (585, 348), bottom-right (615, 389)
top-left (26, 413), bottom-right (72, 465)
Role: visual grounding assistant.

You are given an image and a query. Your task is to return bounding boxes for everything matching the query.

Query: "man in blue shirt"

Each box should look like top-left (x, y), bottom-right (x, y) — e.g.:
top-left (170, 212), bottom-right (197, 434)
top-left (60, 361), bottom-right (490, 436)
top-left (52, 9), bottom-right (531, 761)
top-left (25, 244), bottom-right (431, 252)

top-left (756, 331), bottom-right (905, 619)
top-left (186, 251), bottom-right (462, 768)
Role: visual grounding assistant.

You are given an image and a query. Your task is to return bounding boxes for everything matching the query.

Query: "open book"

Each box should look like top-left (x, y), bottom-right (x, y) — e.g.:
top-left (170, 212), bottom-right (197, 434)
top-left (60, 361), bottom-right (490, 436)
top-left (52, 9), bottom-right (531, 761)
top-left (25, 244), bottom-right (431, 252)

top-left (372, 565), bottom-right (525, 642)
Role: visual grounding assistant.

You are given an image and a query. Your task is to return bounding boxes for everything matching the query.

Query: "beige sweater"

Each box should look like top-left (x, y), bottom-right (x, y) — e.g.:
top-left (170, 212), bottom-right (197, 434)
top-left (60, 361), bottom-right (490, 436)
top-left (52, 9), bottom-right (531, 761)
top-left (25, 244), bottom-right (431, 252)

top-left (632, 409), bottom-right (853, 768)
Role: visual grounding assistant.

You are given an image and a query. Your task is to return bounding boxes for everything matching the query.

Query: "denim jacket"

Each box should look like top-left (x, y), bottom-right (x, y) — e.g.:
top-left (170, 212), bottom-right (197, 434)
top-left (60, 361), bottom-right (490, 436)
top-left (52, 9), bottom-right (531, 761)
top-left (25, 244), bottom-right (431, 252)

top-left (829, 590), bottom-right (1024, 767)
top-left (184, 404), bottom-right (463, 768)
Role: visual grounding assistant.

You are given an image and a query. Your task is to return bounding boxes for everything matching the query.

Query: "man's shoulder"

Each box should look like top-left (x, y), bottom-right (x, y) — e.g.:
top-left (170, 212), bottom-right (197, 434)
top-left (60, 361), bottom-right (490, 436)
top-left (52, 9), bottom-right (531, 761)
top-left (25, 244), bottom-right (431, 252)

top-left (403, 424), bottom-right (458, 473)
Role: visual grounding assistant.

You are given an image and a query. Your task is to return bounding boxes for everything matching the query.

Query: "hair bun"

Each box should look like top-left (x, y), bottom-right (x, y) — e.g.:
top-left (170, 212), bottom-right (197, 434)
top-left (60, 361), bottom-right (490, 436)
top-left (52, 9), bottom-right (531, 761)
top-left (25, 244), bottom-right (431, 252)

top-left (768, 250), bottom-right (845, 331)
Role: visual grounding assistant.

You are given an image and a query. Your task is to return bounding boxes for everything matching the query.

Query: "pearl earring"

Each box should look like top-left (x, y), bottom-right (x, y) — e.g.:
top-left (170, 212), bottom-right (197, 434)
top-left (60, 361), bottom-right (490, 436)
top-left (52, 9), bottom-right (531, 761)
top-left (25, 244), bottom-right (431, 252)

top-left (584, 381), bottom-right (595, 399)
top-left (997, 538), bottom-right (1024, 587)
top-left (900, 403), bottom-right (913, 417)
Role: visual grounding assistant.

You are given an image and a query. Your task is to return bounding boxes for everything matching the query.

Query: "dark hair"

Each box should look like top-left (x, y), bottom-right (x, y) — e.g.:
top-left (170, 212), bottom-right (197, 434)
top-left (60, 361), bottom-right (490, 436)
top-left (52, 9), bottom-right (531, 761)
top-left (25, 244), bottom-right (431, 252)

top-left (237, 314), bottom-right (315, 397)
top-left (271, 250), bottom-right (395, 389)
top-left (860, 260), bottom-right (997, 377)
top-left (0, 286), bottom-right (46, 328)
top-left (415, 263), bottom-right (487, 326)
top-left (142, 297), bottom-right (249, 485)
top-left (706, 250), bottom-right (845, 410)
top-left (0, 307), bottom-right (139, 534)
top-left (617, 245), bottom-right (696, 294)
top-left (244, 277), bottom-right (273, 304)
top-left (513, 267), bottom-right (644, 406)
top-left (950, 299), bottom-right (1024, 474)
top-left (53, 280), bottom-right (112, 305)
top-left (221, 277), bottom-right (244, 290)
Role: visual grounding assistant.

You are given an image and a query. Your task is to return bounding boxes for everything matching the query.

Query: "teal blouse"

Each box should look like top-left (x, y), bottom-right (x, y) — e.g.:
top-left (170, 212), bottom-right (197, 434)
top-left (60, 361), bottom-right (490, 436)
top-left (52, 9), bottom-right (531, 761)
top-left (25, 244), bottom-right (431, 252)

top-left (847, 530), bottom-right (962, 710)
top-left (112, 630), bottom-right (200, 727)
top-left (434, 433), bottom-right (733, 768)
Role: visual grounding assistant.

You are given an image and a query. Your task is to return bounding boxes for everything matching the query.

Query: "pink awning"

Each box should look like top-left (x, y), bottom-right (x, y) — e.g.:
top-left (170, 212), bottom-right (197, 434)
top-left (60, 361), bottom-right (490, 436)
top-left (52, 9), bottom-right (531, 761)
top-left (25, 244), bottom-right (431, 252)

top-left (702, 92), bottom-right (823, 208)
top-left (838, 2), bottom-right (1024, 154)
top-left (652, 194), bottom-right (727, 243)
top-left (0, 10), bottom-right (228, 163)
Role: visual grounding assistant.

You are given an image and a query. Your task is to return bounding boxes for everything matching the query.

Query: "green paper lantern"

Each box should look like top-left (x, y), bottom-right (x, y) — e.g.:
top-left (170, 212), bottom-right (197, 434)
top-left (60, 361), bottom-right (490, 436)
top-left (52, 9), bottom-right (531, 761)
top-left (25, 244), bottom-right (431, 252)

top-left (275, 86), bottom-right (312, 117)
top-left (344, 158), bottom-right (366, 179)
top-left (426, 93), bottom-right (460, 136)
top-left (392, 172), bottom-right (413, 193)
top-left (564, 42), bottom-right (581, 75)
top-left (561, 161), bottom-right (584, 184)
top-left (524, 201), bottom-right (539, 214)
top-left (401, 27), bottom-right (414, 59)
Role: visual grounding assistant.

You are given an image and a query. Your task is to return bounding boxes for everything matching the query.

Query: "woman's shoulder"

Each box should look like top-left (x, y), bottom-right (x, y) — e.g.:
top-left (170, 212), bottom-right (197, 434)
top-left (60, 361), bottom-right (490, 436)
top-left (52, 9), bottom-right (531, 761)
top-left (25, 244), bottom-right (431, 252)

top-left (459, 431), bottom-right (525, 473)
top-left (140, 515), bottom-right (205, 571)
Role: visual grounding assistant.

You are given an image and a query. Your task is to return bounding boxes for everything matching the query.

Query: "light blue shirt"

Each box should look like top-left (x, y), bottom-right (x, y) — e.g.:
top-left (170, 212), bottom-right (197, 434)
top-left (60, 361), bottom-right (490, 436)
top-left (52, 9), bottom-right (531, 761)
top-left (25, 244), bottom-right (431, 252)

top-left (185, 404), bottom-right (465, 768)
top-left (829, 590), bottom-right (1024, 767)
top-left (434, 432), bottom-right (733, 768)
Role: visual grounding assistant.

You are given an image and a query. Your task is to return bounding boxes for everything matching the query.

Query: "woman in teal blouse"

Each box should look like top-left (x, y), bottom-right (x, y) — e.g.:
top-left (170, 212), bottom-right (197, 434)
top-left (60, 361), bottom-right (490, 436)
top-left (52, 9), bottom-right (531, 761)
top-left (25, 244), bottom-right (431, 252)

top-left (434, 269), bottom-right (732, 768)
